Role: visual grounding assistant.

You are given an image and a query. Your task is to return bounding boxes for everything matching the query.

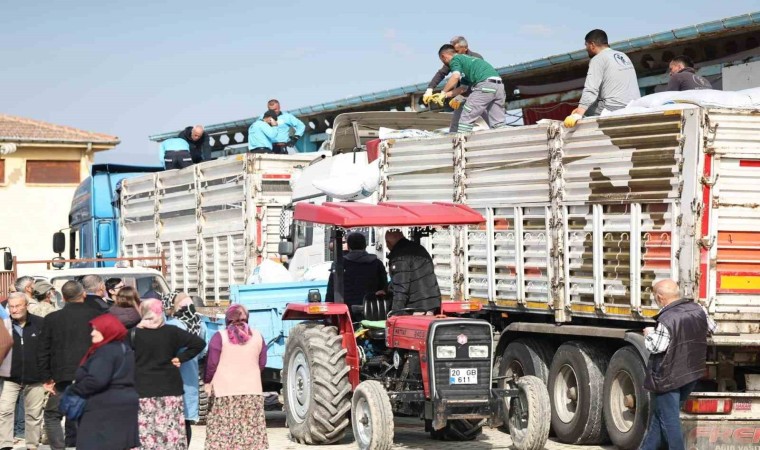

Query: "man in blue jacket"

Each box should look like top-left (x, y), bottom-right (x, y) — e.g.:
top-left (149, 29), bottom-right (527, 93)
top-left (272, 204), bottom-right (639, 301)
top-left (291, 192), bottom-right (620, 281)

top-left (159, 138), bottom-right (193, 170)
top-left (266, 99), bottom-right (305, 154)
top-left (247, 110), bottom-right (279, 153)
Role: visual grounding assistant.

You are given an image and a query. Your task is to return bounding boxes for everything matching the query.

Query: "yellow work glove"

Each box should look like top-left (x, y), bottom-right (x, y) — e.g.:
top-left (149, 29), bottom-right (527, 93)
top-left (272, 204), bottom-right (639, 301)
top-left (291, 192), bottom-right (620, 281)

top-left (422, 88), bottom-right (434, 105)
top-left (449, 95), bottom-right (466, 110)
top-left (563, 113), bottom-right (583, 128)
top-left (430, 93), bottom-right (447, 107)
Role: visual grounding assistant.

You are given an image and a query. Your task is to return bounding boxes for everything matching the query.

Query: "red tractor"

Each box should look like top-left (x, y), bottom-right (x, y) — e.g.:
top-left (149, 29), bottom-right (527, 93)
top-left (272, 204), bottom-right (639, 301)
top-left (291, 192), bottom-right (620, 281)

top-left (281, 202), bottom-right (550, 450)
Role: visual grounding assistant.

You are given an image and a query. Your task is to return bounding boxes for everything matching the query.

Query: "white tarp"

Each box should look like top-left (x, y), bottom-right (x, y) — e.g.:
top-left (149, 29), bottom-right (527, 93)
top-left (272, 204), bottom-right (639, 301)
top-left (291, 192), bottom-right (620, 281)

top-left (606, 87), bottom-right (760, 117)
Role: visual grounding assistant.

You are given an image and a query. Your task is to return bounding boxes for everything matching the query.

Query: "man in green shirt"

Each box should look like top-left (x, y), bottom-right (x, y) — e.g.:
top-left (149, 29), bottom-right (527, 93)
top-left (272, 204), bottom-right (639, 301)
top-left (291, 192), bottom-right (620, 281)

top-left (438, 44), bottom-right (506, 133)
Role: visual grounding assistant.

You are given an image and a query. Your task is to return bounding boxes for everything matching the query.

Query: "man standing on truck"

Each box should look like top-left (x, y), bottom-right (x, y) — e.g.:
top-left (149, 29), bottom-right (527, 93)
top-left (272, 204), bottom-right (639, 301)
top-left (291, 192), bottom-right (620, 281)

top-left (325, 232), bottom-right (387, 310)
top-left (436, 44), bottom-right (506, 133)
top-left (177, 124), bottom-right (212, 163)
top-left (385, 230), bottom-right (441, 314)
top-left (640, 279), bottom-right (717, 450)
top-left (665, 55), bottom-right (713, 91)
top-left (248, 111), bottom-right (280, 154)
top-left (423, 36), bottom-right (484, 132)
top-left (564, 29), bottom-right (640, 128)
top-left (159, 137), bottom-right (193, 170)
top-left (266, 99), bottom-right (305, 154)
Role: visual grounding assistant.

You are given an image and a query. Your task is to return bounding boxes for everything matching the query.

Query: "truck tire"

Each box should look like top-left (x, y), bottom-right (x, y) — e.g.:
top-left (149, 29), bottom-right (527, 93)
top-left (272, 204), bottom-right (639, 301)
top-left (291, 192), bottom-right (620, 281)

top-left (498, 338), bottom-right (554, 384)
top-left (351, 380), bottom-right (394, 450)
top-left (508, 375), bottom-right (551, 450)
top-left (197, 375), bottom-right (209, 425)
top-left (603, 346), bottom-right (650, 450)
top-left (548, 341), bottom-right (610, 444)
top-left (282, 323), bottom-right (352, 444)
top-left (429, 419), bottom-right (483, 441)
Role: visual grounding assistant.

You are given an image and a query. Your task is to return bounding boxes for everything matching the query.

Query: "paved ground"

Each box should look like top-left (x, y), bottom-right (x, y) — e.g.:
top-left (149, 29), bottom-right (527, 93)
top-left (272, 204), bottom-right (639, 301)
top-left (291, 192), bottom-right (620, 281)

top-left (187, 412), bottom-right (612, 450)
top-left (14, 412), bottom-right (611, 449)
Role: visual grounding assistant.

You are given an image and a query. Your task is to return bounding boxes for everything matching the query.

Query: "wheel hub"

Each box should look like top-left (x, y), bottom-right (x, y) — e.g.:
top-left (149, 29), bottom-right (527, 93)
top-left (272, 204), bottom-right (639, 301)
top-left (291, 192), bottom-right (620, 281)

top-left (610, 370), bottom-right (637, 433)
top-left (553, 364), bottom-right (579, 424)
top-left (355, 397), bottom-right (373, 446)
top-left (287, 350), bottom-right (311, 423)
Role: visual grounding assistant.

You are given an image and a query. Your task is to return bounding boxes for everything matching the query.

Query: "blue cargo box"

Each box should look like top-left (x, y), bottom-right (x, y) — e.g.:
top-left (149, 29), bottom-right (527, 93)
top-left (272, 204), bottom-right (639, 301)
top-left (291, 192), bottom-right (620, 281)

top-left (200, 281), bottom-right (327, 371)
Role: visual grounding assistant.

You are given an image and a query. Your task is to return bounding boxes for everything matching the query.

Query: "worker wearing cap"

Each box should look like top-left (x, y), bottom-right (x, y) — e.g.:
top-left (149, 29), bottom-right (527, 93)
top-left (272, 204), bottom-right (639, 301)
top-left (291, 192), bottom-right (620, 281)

top-left (423, 36), bottom-right (483, 132)
top-left (564, 29), bottom-right (640, 128)
top-left (159, 137), bottom-right (193, 170)
top-left (247, 111), bottom-right (279, 154)
top-left (265, 99), bottom-right (305, 154)
top-left (436, 44), bottom-right (506, 133)
top-left (30, 280), bottom-right (58, 317)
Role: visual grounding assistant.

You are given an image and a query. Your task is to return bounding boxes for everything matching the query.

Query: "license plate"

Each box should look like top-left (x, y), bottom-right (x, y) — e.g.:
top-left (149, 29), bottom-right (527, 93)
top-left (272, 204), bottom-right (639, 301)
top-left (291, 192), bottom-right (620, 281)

top-left (449, 368), bottom-right (478, 384)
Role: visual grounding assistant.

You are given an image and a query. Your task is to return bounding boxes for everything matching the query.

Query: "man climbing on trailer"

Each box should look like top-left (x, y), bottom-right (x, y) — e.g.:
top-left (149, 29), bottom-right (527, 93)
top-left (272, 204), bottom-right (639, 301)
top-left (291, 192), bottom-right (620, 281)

top-left (434, 44), bottom-right (506, 133)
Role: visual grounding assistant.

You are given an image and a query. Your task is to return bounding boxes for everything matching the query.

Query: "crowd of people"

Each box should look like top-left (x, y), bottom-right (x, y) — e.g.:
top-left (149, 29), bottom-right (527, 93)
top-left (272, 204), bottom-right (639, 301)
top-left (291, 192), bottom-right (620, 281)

top-left (0, 274), bottom-right (269, 450)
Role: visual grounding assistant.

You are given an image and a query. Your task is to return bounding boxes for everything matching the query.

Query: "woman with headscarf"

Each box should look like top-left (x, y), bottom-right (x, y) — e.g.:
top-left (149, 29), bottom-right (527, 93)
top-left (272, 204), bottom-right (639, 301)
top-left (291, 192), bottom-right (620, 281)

top-left (133, 299), bottom-right (206, 450)
top-left (204, 304), bottom-right (268, 450)
top-left (165, 292), bottom-right (207, 445)
top-left (71, 313), bottom-right (140, 450)
top-left (109, 286), bottom-right (142, 329)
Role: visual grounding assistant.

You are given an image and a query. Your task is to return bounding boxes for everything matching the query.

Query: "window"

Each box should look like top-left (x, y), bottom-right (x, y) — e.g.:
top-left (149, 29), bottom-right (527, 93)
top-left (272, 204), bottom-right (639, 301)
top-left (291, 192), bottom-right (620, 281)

top-left (0, 159), bottom-right (4, 184)
top-left (26, 160), bottom-right (80, 184)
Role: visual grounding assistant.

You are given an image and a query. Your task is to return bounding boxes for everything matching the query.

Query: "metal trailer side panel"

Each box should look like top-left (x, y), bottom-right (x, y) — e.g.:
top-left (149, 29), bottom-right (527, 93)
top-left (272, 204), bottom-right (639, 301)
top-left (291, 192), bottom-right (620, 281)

top-left (705, 109), bottom-right (760, 334)
top-left (120, 173), bottom-right (161, 264)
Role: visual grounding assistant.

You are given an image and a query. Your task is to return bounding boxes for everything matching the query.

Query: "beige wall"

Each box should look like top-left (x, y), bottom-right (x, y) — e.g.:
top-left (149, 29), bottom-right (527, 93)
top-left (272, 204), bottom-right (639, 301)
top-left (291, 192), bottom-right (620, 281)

top-left (0, 145), bottom-right (93, 269)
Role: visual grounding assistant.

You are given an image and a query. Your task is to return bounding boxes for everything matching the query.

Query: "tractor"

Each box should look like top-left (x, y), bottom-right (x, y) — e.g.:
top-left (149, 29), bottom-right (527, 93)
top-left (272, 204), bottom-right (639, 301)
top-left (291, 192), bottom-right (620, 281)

top-left (280, 201), bottom-right (550, 450)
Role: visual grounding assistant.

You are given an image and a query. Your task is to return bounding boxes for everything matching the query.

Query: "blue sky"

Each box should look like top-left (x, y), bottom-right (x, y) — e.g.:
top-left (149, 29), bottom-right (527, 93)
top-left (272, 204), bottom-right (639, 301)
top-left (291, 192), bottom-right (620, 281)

top-left (2, 1), bottom-right (757, 165)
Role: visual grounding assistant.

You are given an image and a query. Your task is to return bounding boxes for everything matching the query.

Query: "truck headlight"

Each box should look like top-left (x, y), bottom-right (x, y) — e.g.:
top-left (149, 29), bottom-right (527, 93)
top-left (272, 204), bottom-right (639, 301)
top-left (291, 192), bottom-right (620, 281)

top-left (436, 346), bottom-right (456, 359)
top-left (468, 345), bottom-right (489, 358)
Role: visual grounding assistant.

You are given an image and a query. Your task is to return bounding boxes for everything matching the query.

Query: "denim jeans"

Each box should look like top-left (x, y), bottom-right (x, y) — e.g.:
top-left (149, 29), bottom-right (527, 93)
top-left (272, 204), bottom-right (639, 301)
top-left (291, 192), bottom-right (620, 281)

top-left (639, 380), bottom-right (698, 450)
top-left (14, 391), bottom-right (24, 437)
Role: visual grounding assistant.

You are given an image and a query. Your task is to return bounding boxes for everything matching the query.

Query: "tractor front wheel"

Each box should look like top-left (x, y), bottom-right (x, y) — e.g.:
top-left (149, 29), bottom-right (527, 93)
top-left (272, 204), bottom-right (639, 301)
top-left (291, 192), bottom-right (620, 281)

top-left (282, 323), bottom-right (352, 444)
top-left (507, 375), bottom-right (551, 450)
top-left (351, 380), bottom-right (394, 450)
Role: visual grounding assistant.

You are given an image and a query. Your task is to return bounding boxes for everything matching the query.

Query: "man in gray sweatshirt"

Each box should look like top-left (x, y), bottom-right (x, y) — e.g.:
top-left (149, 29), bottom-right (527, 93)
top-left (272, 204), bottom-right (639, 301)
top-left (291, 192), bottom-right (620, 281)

top-left (565, 29), bottom-right (641, 127)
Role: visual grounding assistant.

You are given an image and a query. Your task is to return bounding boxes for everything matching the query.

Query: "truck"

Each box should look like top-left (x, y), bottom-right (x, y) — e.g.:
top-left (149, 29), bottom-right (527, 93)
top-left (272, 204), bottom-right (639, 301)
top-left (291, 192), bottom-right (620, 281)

top-left (281, 107), bottom-right (760, 449)
top-left (63, 164), bottom-right (163, 267)
top-left (118, 153), bottom-right (315, 304)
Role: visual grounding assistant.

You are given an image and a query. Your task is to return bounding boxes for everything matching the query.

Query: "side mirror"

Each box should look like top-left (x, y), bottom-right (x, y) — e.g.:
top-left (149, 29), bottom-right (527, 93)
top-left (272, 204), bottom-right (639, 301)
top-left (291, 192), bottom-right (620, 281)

top-left (52, 232), bottom-right (66, 254)
top-left (51, 256), bottom-right (66, 270)
top-left (3, 252), bottom-right (12, 271)
top-left (278, 241), bottom-right (294, 257)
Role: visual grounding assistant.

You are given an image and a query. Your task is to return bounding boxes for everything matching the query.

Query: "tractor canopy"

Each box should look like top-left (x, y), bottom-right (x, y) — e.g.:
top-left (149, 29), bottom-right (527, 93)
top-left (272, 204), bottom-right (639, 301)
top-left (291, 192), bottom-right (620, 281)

top-left (292, 201), bottom-right (485, 228)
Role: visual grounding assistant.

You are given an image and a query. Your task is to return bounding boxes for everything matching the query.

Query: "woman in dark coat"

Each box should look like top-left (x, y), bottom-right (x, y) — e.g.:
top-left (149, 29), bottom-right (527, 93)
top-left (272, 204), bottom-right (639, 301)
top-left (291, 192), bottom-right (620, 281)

top-left (72, 313), bottom-right (140, 450)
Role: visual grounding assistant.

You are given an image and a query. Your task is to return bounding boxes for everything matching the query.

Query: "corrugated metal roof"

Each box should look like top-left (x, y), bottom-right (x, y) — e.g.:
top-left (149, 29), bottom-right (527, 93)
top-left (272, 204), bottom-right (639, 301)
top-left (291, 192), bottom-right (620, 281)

top-left (150, 11), bottom-right (760, 142)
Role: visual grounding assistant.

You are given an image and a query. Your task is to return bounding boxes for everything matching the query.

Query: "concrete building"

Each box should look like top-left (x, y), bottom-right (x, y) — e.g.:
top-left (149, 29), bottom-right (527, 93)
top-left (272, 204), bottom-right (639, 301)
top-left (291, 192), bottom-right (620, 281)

top-left (0, 114), bottom-right (119, 268)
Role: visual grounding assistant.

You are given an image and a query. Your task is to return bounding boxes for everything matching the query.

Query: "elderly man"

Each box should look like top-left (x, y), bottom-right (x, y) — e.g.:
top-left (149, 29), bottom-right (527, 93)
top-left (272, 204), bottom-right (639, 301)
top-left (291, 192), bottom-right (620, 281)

top-left (0, 292), bottom-right (45, 450)
top-left (81, 275), bottom-right (109, 312)
top-left (640, 279), bottom-right (717, 450)
top-left (423, 36), bottom-right (484, 131)
top-left (178, 125), bottom-right (211, 163)
top-left (266, 99), bottom-right (305, 154)
top-left (666, 55), bottom-right (712, 91)
top-left (385, 230), bottom-right (441, 314)
top-left (564, 29), bottom-right (640, 127)
top-left (38, 281), bottom-right (103, 450)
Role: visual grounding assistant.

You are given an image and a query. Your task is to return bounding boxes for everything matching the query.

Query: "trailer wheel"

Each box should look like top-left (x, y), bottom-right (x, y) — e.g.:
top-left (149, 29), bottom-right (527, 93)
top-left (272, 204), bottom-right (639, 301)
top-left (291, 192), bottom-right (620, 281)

top-left (429, 419), bottom-right (483, 441)
top-left (507, 375), bottom-right (551, 450)
top-left (196, 358), bottom-right (209, 425)
top-left (603, 346), bottom-right (650, 450)
top-left (548, 341), bottom-right (610, 444)
top-left (282, 323), bottom-right (352, 444)
top-left (498, 338), bottom-right (555, 384)
top-left (351, 380), bottom-right (394, 450)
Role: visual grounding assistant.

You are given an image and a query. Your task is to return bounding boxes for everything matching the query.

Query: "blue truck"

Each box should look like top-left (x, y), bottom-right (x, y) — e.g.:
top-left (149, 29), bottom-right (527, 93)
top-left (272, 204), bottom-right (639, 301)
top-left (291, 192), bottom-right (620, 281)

top-left (65, 164), bottom-right (162, 267)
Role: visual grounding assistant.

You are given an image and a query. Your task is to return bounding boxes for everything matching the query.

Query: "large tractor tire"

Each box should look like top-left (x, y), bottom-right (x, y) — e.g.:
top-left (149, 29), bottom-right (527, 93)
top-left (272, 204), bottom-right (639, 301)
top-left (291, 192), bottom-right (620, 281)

top-left (548, 341), bottom-right (611, 445)
top-left (197, 375), bottom-right (209, 425)
top-left (351, 380), bottom-right (394, 450)
top-left (507, 375), bottom-right (551, 450)
top-left (282, 323), bottom-right (352, 444)
top-left (498, 338), bottom-right (555, 384)
top-left (603, 346), bottom-right (650, 450)
top-left (429, 419), bottom-right (484, 441)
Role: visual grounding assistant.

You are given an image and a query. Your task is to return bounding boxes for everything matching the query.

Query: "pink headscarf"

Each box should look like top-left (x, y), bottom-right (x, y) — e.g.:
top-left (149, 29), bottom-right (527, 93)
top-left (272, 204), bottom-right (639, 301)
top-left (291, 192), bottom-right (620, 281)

top-left (137, 299), bottom-right (165, 329)
top-left (225, 304), bottom-right (252, 345)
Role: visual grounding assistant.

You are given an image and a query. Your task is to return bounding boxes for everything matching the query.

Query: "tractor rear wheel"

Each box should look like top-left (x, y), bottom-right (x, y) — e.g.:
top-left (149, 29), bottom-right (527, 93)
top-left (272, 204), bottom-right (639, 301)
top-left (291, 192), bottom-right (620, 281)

top-left (429, 418), bottom-right (484, 441)
top-left (507, 375), bottom-right (551, 450)
top-left (351, 380), bottom-right (394, 450)
top-left (282, 323), bottom-right (352, 444)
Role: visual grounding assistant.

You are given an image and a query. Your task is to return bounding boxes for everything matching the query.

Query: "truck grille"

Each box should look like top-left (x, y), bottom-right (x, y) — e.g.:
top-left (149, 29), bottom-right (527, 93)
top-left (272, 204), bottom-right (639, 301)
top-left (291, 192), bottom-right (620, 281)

top-left (429, 320), bottom-right (492, 398)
